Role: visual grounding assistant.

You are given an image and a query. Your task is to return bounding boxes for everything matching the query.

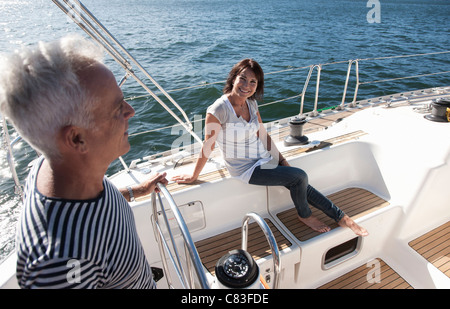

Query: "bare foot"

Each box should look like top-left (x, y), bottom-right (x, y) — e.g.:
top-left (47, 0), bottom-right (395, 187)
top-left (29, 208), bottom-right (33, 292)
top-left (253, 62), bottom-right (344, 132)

top-left (298, 215), bottom-right (331, 233)
top-left (338, 215), bottom-right (369, 237)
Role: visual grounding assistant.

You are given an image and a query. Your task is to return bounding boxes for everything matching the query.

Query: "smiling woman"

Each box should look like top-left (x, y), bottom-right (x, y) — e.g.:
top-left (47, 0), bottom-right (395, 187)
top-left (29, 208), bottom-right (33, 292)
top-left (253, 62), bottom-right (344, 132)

top-left (172, 59), bottom-right (272, 185)
top-left (172, 58), bottom-right (368, 236)
top-left (228, 68), bottom-right (258, 121)
top-left (223, 58), bottom-right (264, 102)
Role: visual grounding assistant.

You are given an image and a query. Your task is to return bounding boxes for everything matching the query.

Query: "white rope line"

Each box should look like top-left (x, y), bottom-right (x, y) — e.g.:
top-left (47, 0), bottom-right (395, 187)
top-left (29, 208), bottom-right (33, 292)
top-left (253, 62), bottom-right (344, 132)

top-left (356, 50), bottom-right (450, 62)
top-left (360, 71), bottom-right (450, 85)
top-left (258, 94), bottom-right (303, 108)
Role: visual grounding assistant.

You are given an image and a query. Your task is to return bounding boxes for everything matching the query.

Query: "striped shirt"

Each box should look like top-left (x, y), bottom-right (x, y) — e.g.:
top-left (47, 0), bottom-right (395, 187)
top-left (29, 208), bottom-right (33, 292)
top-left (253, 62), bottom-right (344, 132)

top-left (16, 157), bottom-right (155, 289)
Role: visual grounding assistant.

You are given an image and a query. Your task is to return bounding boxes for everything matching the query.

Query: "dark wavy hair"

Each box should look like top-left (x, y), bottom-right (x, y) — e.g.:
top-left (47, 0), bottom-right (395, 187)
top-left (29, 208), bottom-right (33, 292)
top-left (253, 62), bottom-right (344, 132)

top-left (223, 58), bottom-right (264, 101)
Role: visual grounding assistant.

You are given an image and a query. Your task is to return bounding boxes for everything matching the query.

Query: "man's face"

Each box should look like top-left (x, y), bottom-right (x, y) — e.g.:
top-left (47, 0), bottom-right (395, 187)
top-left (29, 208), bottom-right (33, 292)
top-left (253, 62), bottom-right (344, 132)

top-left (80, 62), bottom-right (135, 163)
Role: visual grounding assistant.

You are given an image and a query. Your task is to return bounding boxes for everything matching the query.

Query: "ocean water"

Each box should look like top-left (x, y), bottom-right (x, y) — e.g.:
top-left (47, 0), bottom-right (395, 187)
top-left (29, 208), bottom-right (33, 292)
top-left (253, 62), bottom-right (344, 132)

top-left (0, 0), bottom-right (449, 263)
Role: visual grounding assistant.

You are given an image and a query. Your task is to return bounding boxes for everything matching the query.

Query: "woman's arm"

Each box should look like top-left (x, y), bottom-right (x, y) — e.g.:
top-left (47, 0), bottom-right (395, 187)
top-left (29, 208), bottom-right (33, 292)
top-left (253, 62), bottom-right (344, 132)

top-left (172, 113), bottom-right (222, 183)
top-left (256, 111), bottom-right (289, 166)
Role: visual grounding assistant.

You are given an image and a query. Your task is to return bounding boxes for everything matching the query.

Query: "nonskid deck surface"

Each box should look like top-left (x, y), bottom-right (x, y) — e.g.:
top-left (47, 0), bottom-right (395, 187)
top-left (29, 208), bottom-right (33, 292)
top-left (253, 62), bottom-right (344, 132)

top-left (409, 221), bottom-right (450, 278)
top-left (318, 259), bottom-right (413, 289)
top-left (319, 221), bottom-right (450, 289)
top-left (194, 188), bottom-right (387, 274)
top-left (194, 189), bottom-right (449, 289)
top-left (277, 187), bottom-right (389, 241)
top-left (195, 219), bottom-right (292, 275)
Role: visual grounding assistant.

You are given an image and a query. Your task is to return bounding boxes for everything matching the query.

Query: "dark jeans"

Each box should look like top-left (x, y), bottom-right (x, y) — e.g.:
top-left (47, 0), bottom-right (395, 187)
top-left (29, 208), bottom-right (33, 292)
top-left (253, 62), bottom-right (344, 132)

top-left (249, 165), bottom-right (345, 222)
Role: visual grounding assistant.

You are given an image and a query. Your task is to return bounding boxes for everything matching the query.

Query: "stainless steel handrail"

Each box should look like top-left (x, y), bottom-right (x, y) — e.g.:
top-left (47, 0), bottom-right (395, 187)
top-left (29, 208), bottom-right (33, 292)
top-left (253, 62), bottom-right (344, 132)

top-left (151, 183), bottom-right (210, 289)
top-left (300, 64), bottom-right (322, 116)
top-left (340, 59), bottom-right (360, 108)
top-left (241, 212), bottom-right (281, 289)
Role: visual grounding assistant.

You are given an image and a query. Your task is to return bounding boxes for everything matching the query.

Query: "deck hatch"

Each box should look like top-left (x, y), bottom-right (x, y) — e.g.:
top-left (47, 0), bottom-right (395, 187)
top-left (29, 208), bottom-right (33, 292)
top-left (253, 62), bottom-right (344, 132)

top-left (323, 237), bottom-right (361, 268)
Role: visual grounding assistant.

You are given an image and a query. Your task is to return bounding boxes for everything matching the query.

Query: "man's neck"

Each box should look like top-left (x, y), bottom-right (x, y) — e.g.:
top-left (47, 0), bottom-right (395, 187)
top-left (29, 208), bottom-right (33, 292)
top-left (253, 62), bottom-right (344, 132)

top-left (37, 158), bottom-right (106, 200)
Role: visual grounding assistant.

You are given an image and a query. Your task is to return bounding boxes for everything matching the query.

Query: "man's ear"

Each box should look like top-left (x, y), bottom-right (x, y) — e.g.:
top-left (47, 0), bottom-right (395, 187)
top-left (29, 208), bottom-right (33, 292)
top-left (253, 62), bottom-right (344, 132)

top-left (59, 126), bottom-right (88, 154)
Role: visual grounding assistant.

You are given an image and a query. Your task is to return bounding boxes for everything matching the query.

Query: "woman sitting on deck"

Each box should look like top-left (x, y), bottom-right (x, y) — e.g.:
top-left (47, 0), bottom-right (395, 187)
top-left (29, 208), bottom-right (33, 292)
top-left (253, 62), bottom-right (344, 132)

top-left (173, 59), bottom-right (368, 237)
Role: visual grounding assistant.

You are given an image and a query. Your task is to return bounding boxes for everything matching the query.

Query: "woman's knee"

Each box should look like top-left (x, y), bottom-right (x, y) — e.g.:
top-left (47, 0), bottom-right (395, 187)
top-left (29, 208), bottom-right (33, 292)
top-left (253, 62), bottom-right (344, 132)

top-left (281, 167), bottom-right (308, 190)
top-left (290, 167), bottom-right (308, 185)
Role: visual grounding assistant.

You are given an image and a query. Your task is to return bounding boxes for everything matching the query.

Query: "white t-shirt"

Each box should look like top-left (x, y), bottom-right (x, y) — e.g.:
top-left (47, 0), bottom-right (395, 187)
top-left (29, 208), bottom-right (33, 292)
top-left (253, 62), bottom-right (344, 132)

top-left (207, 95), bottom-right (272, 183)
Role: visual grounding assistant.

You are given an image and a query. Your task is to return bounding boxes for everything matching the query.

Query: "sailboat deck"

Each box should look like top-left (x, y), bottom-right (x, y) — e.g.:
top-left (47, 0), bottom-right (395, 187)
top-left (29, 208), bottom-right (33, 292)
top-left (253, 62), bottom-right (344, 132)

top-left (319, 221), bottom-right (450, 289)
top-left (409, 221), bottom-right (450, 278)
top-left (319, 259), bottom-right (413, 289)
top-left (152, 95), bottom-right (449, 289)
top-left (194, 187), bottom-right (388, 275)
top-left (166, 128), bottom-right (367, 195)
top-left (195, 219), bottom-right (292, 275)
top-left (277, 187), bottom-right (389, 241)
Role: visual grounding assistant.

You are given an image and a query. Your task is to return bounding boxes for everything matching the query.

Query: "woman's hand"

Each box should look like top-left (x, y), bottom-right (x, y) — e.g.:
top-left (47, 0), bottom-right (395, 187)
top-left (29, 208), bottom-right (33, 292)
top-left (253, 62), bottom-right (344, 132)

top-left (171, 174), bottom-right (198, 184)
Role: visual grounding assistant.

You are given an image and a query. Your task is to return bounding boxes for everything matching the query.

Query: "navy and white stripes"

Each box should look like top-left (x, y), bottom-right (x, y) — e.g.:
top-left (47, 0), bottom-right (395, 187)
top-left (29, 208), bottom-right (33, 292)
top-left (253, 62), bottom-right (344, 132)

top-left (16, 157), bottom-right (155, 289)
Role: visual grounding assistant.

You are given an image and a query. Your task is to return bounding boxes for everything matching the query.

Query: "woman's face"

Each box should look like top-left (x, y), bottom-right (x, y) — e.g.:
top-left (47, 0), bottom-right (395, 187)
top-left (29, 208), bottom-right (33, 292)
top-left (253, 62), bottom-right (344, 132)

top-left (230, 68), bottom-right (258, 100)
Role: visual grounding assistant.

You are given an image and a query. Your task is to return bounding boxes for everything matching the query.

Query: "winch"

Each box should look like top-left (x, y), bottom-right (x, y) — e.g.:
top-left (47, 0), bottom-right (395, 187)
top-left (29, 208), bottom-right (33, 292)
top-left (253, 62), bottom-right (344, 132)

top-left (424, 98), bottom-right (450, 122)
top-left (284, 116), bottom-right (309, 146)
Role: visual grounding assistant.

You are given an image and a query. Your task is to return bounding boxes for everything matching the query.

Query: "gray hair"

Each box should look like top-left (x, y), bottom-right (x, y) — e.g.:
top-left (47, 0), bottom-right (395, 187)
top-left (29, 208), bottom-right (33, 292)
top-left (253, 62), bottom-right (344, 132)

top-left (0, 35), bottom-right (104, 159)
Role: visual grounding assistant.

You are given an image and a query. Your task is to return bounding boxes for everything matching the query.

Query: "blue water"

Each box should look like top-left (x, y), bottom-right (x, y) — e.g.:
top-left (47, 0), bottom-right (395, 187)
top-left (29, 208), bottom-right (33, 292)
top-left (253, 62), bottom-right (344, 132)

top-left (0, 0), bottom-right (449, 262)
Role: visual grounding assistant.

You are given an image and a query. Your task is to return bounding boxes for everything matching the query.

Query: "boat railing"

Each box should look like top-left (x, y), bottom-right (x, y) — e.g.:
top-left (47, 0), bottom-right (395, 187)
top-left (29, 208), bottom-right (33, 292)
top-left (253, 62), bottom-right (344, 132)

top-left (1, 116), bottom-right (23, 199)
top-left (151, 183), bottom-right (210, 289)
top-left (300, 64), bottom-right (322, 116)
top-left (340, 59), bottom-right (360, 109)
top-left (126, 50), bottom-right (450, 141)
top-left (241, 213), bottom-right (281, 289)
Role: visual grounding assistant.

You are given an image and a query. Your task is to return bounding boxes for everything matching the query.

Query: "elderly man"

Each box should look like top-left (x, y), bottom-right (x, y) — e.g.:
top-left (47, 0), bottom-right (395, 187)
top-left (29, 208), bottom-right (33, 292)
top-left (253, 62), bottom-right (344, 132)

top-left (0, 35), bottom-right (167, 288)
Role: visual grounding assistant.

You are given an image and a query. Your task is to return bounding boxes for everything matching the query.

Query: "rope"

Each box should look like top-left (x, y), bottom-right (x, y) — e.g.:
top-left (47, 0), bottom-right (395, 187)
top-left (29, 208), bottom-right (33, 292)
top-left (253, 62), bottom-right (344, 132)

top-left (359, 71), bottom-right (450, 85)
top-left (356, 50), bottom-right (450, 62)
